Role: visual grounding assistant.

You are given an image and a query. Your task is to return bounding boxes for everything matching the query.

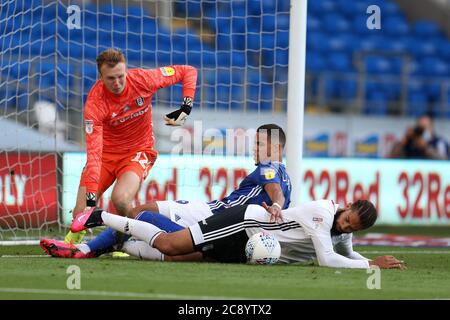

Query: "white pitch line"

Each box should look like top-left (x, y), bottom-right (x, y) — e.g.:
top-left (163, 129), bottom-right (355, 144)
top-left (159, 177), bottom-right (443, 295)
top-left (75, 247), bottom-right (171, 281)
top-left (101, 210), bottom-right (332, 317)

top-left (1, 255), bottom-right (50, 258)
top-left (1, 250), bottom-right (450, 259)
top-left (359, 250), bottom-right (450, 254)
top-left (0, 287), bottom-right (252, 300)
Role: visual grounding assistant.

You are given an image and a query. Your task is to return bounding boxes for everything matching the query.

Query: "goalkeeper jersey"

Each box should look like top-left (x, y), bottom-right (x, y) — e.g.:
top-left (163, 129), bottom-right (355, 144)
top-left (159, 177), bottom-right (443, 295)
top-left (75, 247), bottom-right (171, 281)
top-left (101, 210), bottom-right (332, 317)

top-left (83, 66), bottom-right (197, 194)
top-left (207, 161), bottom-right (291, 214)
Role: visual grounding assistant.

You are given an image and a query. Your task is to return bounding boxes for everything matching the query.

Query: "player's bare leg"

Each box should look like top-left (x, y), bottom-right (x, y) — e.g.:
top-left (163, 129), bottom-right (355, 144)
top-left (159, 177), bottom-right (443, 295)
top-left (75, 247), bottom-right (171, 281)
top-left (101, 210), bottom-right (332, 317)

top-left (111, 171), bottom-right (141, 217)
top-left (152, 229), bottom-right (195, 256)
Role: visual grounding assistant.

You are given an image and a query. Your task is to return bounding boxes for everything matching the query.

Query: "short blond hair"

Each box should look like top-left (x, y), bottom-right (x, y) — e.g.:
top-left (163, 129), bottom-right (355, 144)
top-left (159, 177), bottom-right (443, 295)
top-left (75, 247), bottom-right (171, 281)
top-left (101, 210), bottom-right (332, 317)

top-left (96, 48), bottom-right (126, 73)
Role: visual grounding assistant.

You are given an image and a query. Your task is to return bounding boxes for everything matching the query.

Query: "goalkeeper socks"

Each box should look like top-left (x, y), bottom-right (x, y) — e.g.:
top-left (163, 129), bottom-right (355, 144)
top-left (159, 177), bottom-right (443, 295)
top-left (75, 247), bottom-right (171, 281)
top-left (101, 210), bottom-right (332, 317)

top-left (135, 211), bottom-right (184, 233)
top-left (101, 211), bottom-right (164, 246)
top-left (76, 243), bottom-right (91, 254)
top-left (122, 239), bottom-right (164, 261)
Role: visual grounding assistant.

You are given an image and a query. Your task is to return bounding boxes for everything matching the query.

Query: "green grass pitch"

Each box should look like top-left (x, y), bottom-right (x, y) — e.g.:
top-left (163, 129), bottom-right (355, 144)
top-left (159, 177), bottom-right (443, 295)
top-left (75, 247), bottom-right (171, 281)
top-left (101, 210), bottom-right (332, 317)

top-left (0, 245), bottom-right (449, 300)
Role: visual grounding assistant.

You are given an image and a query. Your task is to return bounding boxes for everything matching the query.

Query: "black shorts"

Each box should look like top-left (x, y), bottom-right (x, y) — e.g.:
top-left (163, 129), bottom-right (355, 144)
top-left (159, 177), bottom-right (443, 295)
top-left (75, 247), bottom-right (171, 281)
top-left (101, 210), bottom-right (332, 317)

top-left (189, 205), bottom-right (250, 263)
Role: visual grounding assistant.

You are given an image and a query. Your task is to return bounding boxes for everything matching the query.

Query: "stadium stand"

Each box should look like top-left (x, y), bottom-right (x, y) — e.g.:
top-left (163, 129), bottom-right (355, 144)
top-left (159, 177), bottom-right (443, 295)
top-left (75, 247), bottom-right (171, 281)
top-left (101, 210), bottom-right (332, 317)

top-left (1, 0), bottom-right (450, 117)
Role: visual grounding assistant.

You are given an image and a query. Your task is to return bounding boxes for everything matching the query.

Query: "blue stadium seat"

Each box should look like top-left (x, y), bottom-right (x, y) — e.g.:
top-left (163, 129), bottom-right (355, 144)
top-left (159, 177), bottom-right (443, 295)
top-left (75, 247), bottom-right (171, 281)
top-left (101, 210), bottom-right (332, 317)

top-left (383, 16), bottom-right (409, 36)
top-left (351, 16), bottom-right (373, 35)
top-left (246, 15), bottom-right (261, 33)
top-left (336, 0), bottom-right (370, 17)
top-left (351, 35), bottom-right (385, 52)
top-left (307, 32), bottom-right (329, 52)
top-left (276, 30), bottom-right (289, 49)
top-left (327, 35), bottom-right (354, 52)
top-left (216, 52), bottom-right (231, 67)
top-left (246, 33), bottom-right (261, 51)
top-left (199, 48), bottom-right (214, 67)
top-left (262, 15), bottom-right (276, 33)
top-left (379, 82), bottom-right (401, 101)
top-left (276, 49), bottom-right (289, 66)
top-left (99, 4), bottom-right (126, 15)
top-left (406, 92), bottom-right (428, 117)
top-left (382, 1), bottom-right (402, 16)
top-left (174, 0), bottom-right (201, 17)
top-left (276, 13), bottom-right (290, 31)
top-left (322, 13), bottom-right (350, 33)
top-left (306, 51), bottom-right (328, 72)
top-left (230, 85), bottom-right (244, 110)
top-left (409, 39), bottom-right (439, 57)
top-left (327, 52), bottom-right (352, 72)
top-left (365, 92), bottom-right (388, 115)
top-left (275, 66), bottom-right (288, 83)
top-left (43, 21), bottom-right (56, 37)
top-left (262, 49), bottom-right (275, 67)
top-left (383, 37), bottom-right (411, 53)
top-left (336, 76), bottom-right (358, 100)
top-left (217, 34), bottom-right (232, 51)
top-left (307, 15), bottom-right (321, 33)
top-left (308, 0), bottom-right (337, 15)
top-left (231, 52), bottom-right (246, 67)
top-left (39, 62), bottom-right (55, 88)
top-left (437, 39), bottom-right (450, 59)
top-left (416, 57), bottom-right (449, 77)
top-left (424, 82), bottom-right (442, 102)
top-left (413, 20), bottom-right (441, 38)
top-left (365, 56), bottom-right (392, 74)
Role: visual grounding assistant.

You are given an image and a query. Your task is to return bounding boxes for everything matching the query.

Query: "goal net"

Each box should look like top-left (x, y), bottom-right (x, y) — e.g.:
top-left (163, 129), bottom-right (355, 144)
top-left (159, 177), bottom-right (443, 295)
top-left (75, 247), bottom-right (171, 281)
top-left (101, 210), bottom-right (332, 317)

top-left (0, 0), bottom-right (290, 243)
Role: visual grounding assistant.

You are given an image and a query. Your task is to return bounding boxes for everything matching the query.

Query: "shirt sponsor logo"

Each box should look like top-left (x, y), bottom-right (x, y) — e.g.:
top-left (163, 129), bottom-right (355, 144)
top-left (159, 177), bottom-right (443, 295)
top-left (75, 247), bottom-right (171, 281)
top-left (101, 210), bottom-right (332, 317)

top-left (85, 120), bottom-right (94, 134)
top-left (112, 106), bottom-right (149, 125)
top-left (263, 168), bottom-right (276, 180)
top-left (160, 66), bottom-right (175, 77)
top-left (136, 97), bottom-right (144, 106)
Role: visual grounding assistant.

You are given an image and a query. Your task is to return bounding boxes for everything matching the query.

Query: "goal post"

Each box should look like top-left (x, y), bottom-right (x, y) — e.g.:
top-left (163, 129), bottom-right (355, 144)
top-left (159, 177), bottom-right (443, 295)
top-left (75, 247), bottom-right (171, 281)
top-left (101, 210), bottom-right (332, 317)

top-left (286, 0), bottom-right (307, 207)
top-left (0, 0), bottom-right (298, 242)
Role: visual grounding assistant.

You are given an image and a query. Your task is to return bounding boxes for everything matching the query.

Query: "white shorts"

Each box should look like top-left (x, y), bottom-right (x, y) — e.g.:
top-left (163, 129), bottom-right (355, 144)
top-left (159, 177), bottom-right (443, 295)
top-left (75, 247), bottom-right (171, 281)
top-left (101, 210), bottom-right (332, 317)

top-left (155, 200), bottom-right (213, 228)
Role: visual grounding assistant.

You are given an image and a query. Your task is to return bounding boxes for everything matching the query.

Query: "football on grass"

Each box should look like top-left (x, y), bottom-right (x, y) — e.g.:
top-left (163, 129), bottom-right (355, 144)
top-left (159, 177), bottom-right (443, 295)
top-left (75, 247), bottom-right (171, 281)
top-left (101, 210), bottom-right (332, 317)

top-left (245, 232), bottom-right (281, 265)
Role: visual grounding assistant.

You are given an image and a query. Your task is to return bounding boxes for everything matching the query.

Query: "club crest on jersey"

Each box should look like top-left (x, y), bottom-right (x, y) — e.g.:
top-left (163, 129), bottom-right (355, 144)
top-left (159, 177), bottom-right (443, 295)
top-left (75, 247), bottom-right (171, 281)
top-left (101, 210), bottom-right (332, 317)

top-left (85, 120), bottom-right (94, 134)
top-left (160, 66), bottom-right (175, 77)
top-left (136, 97), bottom-right (144, 106)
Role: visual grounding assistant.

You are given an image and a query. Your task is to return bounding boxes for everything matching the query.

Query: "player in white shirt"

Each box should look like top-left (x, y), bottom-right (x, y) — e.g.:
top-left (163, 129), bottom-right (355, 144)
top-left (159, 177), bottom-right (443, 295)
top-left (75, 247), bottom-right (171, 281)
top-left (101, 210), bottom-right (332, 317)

top-left (66, 199), bottom-right (405, 269)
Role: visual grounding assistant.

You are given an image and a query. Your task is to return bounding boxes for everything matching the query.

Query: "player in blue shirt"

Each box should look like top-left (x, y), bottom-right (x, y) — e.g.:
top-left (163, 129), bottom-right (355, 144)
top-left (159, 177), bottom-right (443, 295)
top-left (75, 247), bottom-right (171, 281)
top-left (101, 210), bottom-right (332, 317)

top-left (41, 124), bottom-right (292, 259)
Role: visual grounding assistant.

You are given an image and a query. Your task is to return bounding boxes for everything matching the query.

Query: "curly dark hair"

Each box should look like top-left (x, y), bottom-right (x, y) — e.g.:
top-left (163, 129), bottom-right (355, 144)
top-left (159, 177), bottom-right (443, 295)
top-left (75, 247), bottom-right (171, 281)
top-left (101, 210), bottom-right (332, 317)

top-left (351, 200), bottom-right (377, 229)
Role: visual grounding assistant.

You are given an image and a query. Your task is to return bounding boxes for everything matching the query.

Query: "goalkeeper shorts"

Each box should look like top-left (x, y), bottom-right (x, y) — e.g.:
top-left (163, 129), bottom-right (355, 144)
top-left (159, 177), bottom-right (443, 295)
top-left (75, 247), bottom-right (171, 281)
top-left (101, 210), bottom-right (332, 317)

top-left (80, 148), bottom-right (157, 196)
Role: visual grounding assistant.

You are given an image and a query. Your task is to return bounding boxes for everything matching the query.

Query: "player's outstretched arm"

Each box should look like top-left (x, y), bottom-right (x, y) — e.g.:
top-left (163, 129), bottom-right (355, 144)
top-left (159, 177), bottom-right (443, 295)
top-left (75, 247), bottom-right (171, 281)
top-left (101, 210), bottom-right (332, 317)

top-left (369, 256), bottom-right (406, 269)
top-left (334, 234), bottom-right (369, 261)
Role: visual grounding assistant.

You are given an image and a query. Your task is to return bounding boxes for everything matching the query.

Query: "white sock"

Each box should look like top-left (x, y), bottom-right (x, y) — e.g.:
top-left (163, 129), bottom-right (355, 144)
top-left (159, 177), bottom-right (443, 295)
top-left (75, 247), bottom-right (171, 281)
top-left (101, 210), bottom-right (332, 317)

top-left (76, 244), bottom-right (91, 254)
top-left (122, 239), bottom-right (164, 261)
top-left (101, 212), bottom-right (164, 246)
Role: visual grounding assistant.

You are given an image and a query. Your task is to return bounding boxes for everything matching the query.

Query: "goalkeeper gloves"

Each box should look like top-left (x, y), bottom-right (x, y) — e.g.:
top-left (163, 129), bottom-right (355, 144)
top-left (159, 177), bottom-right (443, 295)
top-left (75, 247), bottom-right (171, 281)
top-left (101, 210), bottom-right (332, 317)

top-left (164, 96), bottom-right (193, 126)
